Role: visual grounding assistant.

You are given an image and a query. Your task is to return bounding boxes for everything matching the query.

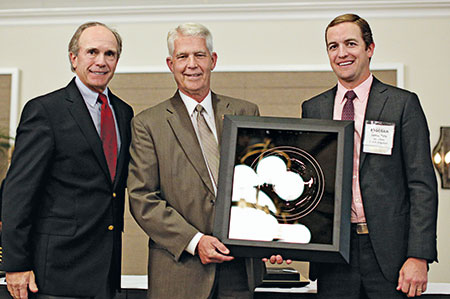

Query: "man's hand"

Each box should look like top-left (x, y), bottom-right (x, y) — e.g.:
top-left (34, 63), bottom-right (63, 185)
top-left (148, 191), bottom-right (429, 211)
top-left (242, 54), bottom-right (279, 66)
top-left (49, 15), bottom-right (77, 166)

top-left (397, 257), bottom-right (428, 297)
top-left (262, 255), bottom-right (292, 265)
top-left (6, 271), bottom-right (38, 299)
top-left (197, 235), bottom-right (234, 264)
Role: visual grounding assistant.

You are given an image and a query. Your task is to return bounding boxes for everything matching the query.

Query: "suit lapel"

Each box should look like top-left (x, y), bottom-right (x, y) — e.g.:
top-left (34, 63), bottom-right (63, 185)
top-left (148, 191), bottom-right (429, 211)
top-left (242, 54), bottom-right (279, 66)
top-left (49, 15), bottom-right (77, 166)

top-left (212, 92), bottom-right (234, 144)
top-left (166, 93), bottom-right (215, 194)
top-left (110, 92), bottom-right (129, 188)
top-left (65, 79), bottom-right (111, 182)
top-left (320, 87), bottom-right (337, 119)
top-left (359, 77), bottom-right (389, 170)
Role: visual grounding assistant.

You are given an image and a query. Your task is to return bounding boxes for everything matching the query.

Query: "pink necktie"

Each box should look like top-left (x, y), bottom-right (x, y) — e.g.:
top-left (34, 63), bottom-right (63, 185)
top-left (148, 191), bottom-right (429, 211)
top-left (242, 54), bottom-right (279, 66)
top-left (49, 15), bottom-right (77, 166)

top-left (98, 94), bottom-right (118, 181)
top-left (341, 90), bottom-right (357, 121)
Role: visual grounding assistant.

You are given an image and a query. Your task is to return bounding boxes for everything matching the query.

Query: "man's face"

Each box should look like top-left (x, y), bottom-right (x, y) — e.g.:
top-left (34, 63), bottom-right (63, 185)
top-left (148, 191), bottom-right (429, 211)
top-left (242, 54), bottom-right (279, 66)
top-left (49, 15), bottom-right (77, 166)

top-left (326, 22), bottom-right (374, 89)
top-left (166, 35), bottom-right (217, 102)
top-left (70, 26), bottom-right (119, 93)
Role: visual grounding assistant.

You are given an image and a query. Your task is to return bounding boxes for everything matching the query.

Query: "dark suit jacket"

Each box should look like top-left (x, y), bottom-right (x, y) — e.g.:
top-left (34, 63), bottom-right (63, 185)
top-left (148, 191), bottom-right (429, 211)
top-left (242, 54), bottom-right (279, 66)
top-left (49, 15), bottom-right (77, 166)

top-left (1, 78), bottom-right (133, 296)
top-left (302, 77), bottom-right (438, 282)
top-left (128, 92), bottom-right (263, 298)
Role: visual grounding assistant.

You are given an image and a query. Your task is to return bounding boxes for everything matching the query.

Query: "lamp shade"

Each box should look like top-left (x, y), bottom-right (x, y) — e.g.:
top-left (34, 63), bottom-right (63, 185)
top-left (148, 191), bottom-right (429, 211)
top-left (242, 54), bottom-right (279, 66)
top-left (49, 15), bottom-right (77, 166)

top-left (432, 126), bottom-right (450, 188)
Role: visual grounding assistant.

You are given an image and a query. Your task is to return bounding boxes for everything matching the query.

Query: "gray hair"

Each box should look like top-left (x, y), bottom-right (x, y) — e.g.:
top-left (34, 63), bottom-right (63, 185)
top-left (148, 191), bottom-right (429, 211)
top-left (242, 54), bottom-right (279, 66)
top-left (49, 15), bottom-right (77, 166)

top-left (68, 22), bottom-right (122, 72)
top-left (167, 23), bottom-right (213, 56)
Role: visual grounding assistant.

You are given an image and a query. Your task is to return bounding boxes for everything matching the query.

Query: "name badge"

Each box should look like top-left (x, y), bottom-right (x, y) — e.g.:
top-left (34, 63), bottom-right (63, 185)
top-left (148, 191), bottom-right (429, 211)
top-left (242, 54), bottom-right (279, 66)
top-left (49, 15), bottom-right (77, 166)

top-left (363, 121), bottom-right (395, 155)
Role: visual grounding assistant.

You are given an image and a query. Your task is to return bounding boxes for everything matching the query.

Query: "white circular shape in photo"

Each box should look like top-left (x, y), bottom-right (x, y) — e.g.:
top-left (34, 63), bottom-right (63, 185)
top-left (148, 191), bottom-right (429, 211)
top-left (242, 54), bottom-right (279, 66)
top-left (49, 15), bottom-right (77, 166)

top-left (256, 156), bottom-right (286, 185)
top-left (232, 164), bottom-right (258, 203)
top-left (273, 171), bottom-right (305, 201)
top-left (277, 223), bottom-right (311, 244)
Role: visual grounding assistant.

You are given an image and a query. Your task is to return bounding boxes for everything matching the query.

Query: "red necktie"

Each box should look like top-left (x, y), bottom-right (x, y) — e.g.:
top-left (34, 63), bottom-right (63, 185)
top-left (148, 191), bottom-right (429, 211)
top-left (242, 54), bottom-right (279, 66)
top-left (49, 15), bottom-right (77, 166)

top-left (341, 90), bottom-right (357, 121)
top-left (98, 94), bottom-right (118, 181)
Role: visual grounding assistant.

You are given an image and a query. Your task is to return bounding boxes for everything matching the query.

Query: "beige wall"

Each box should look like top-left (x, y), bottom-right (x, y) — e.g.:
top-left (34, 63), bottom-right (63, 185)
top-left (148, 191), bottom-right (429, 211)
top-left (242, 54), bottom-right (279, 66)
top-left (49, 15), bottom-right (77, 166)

top-left (0, 15), bottom-right (449, 282)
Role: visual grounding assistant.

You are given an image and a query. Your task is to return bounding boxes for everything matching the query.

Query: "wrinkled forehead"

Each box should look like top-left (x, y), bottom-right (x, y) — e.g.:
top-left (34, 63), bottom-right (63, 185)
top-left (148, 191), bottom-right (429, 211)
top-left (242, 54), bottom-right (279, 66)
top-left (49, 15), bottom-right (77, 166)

top-left (173, 35), bottom-right (209, 54)
top-left (79, 26), bottom-right (118, 51)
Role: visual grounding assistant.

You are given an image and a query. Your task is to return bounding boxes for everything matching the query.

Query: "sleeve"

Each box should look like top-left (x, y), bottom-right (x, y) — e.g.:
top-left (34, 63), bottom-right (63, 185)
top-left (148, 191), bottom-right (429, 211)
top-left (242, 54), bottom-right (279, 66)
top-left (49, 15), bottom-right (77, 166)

top-left (401, 92), bottom-right (438, 262)
top-left (185, 232), bottom-right (204, 255)
top-left (1, 100), bottom-right (54, 271)
top-left (127, 115), bottom-right (199, 261)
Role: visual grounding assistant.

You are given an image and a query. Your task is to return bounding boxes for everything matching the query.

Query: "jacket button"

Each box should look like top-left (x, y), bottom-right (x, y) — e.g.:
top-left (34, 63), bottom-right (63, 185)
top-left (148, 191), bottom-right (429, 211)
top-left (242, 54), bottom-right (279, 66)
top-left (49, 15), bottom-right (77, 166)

top-left (112, 192), bottom-right (117, 198)
top-left (210, 199), bottom-right (215, 205)
top-left (108, 225), bottom-right (114, 231)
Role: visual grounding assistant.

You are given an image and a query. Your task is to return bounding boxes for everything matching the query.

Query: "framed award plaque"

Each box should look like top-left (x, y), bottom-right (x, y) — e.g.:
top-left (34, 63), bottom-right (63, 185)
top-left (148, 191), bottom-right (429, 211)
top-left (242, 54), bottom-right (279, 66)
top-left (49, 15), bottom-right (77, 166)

top-left (213, 115), bottom-right (354, 263)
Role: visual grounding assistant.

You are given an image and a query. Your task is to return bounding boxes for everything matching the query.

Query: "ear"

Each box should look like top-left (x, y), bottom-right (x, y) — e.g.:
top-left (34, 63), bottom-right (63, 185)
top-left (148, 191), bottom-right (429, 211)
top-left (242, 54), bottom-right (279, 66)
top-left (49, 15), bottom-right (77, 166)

top-left (210, 52), bottom-right (218, 71)
top-left (69, 52), bottom-right (78, 70)
top-left (366, 42), bottom-right (375, 58)
top-left (166, 56), bottom-right (174, 73)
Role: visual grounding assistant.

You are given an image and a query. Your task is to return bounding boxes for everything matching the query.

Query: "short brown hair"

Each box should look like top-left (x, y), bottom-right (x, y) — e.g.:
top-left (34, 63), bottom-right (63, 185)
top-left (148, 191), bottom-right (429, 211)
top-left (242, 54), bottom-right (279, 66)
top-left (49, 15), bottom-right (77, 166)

top-left (68, 22), bottom-right (122, 71)
top-left (325, 13), bottom-right (373, 49)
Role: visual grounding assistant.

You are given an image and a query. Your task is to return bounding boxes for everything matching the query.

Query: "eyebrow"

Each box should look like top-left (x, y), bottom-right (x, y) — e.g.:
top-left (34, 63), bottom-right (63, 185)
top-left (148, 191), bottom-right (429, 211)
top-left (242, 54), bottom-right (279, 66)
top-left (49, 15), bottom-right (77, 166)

top-left (176, 50), bottom-right (207, 55)
top-left (344, 38), bottom-right (359, 43)
top-left (327, 37), bottom-right (359, 46)
top-left (84, 47), bottom-right (117, 53)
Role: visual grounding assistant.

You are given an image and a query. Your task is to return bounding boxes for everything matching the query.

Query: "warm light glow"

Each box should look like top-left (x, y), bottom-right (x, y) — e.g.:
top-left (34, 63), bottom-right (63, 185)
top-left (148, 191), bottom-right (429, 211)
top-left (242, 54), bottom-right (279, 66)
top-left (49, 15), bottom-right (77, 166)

top-left (432, 127), bottom-right (450, 188)
top-left (445, 151), bottom-right (450, 164)
top-left (434, 153), bottom-right (442, 164)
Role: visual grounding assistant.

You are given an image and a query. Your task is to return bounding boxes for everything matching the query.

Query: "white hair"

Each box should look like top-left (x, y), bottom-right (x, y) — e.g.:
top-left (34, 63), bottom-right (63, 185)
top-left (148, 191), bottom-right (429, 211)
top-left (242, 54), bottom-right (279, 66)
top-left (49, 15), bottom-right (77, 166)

top-left (167, 23), bottom-right (213, 56)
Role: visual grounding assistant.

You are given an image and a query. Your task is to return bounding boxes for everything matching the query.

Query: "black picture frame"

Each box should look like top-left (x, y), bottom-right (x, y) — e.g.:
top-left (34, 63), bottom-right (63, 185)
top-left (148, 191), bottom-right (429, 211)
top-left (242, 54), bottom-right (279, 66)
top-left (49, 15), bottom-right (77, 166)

top-left (213, 115), bottom-right (354, 263)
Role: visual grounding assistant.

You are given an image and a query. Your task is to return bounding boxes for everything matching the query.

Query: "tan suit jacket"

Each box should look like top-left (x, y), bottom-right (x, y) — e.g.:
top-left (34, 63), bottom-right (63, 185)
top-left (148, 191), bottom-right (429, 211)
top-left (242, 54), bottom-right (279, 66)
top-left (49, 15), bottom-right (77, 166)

top-left (128, 91), bottom-right (261, 298)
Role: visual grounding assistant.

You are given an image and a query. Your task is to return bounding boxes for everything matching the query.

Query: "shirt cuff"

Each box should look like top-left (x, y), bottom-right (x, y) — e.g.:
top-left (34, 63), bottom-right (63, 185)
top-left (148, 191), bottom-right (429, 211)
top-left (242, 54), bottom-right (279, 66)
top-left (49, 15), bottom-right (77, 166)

top-left (185, 232), bottom-right (204, 255)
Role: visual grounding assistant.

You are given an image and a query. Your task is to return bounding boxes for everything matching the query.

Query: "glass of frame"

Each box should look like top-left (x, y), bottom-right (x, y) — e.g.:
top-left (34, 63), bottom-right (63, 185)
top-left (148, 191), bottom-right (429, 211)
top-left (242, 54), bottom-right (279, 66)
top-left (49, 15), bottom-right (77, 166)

top-left (213, 115), bottom-right (354, 263)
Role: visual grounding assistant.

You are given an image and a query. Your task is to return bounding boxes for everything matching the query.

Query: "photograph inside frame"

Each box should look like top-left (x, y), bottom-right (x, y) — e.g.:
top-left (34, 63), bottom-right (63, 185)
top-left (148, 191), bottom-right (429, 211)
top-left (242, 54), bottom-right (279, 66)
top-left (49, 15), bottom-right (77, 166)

top-left (228, 127), bottom-right (338, 245)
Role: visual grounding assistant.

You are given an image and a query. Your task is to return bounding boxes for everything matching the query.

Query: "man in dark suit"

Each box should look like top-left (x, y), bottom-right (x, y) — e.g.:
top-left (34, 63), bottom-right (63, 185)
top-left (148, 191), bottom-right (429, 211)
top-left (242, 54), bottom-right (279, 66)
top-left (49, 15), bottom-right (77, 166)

top-left (127, 23), bottom-right (263, 298)
top-left (1, 22), bottom-right (133, 299)
top-left (301, 13), bottom-right (438, 298)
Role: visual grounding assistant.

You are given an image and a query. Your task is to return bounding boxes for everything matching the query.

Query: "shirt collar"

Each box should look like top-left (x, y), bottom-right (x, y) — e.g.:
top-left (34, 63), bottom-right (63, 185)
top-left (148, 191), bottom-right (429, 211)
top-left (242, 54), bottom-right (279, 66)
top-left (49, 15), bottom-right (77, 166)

top-left (179, 90), bottom-right (213, 117)
top-left (75, 76), bottom-right (109, 107)
top-left (337, 74), bottom-right (373, 104)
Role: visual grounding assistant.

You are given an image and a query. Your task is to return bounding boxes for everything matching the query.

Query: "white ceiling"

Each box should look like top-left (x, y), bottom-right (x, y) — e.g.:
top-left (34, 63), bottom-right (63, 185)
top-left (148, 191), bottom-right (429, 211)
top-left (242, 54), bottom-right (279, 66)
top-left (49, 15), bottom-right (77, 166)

top-left (0, 0), bottom-right (443, 10)
top-left (1, 0), bottom-right (448, 25)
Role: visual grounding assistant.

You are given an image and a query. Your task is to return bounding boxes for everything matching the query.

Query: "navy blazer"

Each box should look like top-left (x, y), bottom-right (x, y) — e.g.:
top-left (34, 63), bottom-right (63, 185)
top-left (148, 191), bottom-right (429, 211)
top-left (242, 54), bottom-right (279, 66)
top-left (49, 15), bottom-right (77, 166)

top-left (302, 77), bottom-right (438, 282)
top-left (1, 78), bottom-right (133, 296)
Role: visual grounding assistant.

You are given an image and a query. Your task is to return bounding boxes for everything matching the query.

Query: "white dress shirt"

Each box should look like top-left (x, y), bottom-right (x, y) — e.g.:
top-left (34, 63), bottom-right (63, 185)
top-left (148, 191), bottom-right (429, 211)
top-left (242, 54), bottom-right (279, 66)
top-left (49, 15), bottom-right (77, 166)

top-left (179, 90), bottom-right (219, 255)
top-left (75, 76), bottom-right (121, 151)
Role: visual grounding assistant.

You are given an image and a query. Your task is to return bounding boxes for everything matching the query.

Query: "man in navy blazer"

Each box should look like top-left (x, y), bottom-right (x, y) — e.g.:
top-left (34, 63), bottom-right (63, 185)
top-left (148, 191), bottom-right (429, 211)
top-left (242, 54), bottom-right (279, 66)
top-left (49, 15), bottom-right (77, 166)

top-left (1, 22), bottom-right (133, 299)
top-left (302, 14), bottom-right (437, 298)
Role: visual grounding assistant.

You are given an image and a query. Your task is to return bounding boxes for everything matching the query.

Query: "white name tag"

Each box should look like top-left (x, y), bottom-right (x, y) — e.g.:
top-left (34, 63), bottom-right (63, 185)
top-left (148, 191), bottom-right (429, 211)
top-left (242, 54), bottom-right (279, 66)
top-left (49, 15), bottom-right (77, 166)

top-left (363, 121), bottom-right (395, 155)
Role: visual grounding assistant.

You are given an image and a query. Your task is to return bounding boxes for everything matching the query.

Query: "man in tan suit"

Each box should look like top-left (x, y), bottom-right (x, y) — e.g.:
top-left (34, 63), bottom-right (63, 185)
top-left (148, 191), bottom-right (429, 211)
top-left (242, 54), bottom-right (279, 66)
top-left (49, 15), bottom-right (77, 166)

top-left (127, 23), bottom-right (262, 298)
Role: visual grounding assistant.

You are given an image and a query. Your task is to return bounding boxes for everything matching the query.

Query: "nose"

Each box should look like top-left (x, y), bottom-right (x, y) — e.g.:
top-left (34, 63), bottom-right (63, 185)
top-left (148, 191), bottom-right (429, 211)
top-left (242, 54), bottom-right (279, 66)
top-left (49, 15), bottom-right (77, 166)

top-left (95, 54), bottom-right (107, 67)
top-left (337, 46), bottom-right (348, 58)
top-left (187, 55), bottom-right (197, 68)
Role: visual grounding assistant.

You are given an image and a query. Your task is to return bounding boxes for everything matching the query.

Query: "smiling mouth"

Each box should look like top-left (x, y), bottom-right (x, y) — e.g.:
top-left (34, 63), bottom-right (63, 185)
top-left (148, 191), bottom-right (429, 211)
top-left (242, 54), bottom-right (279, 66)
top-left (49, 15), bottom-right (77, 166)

top-left (90, 70), bottom-right (108, 75)
top-left (338, 61), bottom-right (353, 66)
top-left (184, 73), bottom-right (202, 78)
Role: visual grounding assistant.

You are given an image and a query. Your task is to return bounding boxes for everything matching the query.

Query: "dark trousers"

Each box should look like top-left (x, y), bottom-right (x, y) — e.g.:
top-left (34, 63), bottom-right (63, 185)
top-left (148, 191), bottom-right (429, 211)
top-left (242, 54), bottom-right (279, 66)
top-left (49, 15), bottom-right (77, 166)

top-left (209, 258), bottom-right (253, 299)
top-left (316, 224), bottom-right (409, 299)
top-left (31, 278), bottom-right (115, 299)
top-left (33, 296), bottom-right (91, 299)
